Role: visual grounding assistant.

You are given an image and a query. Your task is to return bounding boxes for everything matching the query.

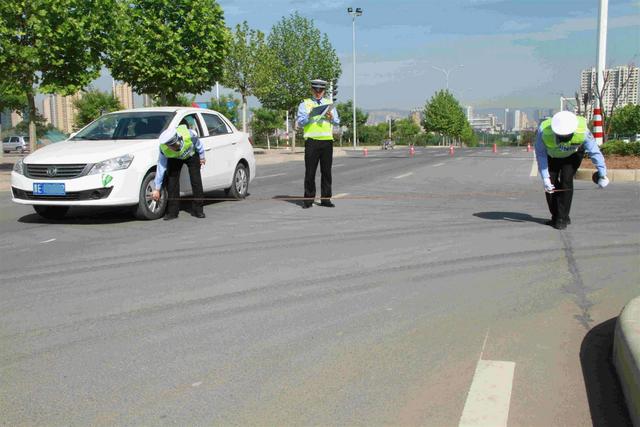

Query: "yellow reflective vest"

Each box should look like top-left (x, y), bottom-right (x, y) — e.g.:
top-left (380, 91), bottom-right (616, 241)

top-left (303, 98), bottom-right (334, 141)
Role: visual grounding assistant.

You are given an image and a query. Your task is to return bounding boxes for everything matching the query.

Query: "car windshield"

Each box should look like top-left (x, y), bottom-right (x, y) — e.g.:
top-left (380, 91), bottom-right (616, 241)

top-left (71, 112), bottom-right (175, 141)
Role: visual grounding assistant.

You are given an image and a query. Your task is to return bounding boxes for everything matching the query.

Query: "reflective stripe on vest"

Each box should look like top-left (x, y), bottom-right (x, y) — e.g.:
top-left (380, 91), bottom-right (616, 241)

top-left (303, 98), bottom-right (333, 140)
top-left (160, 125), bottom-right (195, 160)
top-left (541, 116), bottom-right (587, 158)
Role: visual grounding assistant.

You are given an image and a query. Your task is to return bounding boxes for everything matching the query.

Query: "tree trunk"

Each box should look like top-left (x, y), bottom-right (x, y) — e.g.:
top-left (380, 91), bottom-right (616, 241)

top-left (290, 108), bottom-right (296, 153)
top-left (27, 93), bottom-right (37, 152)
top-left (159, 94), bottom-right (168, 106)
top-left (242, 95), bottom-right (247, 133)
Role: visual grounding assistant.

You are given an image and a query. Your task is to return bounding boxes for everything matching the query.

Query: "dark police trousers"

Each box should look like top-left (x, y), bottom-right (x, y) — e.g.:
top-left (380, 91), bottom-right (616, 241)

top-left (545, 148), bottom-right (584, 222)
top-left (165, 153), bottom-right (204, 217)
top-left (304, 138), bottom-right (333, 203)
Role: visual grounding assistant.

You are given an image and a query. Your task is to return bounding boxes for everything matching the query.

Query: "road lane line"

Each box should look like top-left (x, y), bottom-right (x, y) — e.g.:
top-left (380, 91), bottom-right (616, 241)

top-left (255, 173), bottom-right (286, 179)
top-left (334, 193), bottom-right (349, 199)
top-left (459, 360), bottom-right (515, 427)
top-left (333, 163), bottom-right (345, 168)
top-left (433, 163), bottom-right (445, 167)
top-left (39, 238), bottom-right (56, 244)
top-left (530, 157), bottom-right (538, 177)
top-left (394, 172), bottom-right (413, 179)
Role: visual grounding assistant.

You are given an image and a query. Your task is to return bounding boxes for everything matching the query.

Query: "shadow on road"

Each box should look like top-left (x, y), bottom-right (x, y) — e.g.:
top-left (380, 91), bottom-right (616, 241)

top-left (273, 195), bottom-right (308, 208)
top-left (17, 191), bottom-right (231, 224)
top-left (580, 317), bottom-right (632, 426)
top-left (473, 211), bottom-right (548, 225)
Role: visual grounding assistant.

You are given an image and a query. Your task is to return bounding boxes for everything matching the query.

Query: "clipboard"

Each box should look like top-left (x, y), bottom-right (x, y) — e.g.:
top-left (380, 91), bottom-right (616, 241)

top-left (309, 103), bottom-right (333, 118)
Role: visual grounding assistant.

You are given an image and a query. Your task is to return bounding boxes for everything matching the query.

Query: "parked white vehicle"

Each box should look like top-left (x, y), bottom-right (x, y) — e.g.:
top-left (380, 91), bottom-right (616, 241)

top-left (11, 107), bottom-right (255, 219)
top-left (3, 136), bottom-right (29, 153)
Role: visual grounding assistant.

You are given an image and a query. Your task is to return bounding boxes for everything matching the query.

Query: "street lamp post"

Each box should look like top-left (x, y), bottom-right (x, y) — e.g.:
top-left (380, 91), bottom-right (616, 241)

top-left (431, 64), bottom-right (464, 90)
top-left (347, 7), bottom-right (363, 148)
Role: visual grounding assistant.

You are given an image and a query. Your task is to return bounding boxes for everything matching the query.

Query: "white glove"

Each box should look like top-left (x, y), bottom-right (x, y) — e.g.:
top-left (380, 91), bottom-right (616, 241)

top-left (543, 177), bottom-right (555, 193)
top-left (597, 176), bottom-right (609, 188)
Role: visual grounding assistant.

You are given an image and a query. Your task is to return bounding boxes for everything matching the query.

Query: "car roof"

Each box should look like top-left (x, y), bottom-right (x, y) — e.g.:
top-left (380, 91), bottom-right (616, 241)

top-left (116, 107), bottom-right (220, 115)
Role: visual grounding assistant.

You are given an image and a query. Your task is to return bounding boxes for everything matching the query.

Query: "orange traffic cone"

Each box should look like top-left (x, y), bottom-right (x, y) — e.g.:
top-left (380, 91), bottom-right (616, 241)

top-left (409, 145), bottom-right (415, 157)
top-left (492, 143), bottom-right (497, 153)
top-left (449, 145), bottom-right (454, 156)
top-left (363, 147), bottom-right (368, 157)
top-left (527, 143), bottom-right (532, 152)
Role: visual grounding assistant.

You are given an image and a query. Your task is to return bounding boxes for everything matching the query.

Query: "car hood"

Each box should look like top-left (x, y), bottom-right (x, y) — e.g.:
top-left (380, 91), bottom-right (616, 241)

top-left (24, 139), bottom-right (156, 164)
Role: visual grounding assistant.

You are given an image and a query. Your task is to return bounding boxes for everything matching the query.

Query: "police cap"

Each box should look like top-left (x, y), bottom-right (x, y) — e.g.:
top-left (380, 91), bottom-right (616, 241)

top-left (310, 79), bottom-right (328, 90)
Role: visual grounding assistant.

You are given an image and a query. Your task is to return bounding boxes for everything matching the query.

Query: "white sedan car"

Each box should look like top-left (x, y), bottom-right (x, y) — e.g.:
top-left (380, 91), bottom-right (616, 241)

top-left (11, 107), bottom-right (255, 219)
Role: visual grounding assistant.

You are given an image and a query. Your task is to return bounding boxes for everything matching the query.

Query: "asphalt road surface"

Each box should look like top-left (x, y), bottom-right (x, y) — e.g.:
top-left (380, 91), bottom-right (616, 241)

top-left (1, 147), bottom-right (638, 426)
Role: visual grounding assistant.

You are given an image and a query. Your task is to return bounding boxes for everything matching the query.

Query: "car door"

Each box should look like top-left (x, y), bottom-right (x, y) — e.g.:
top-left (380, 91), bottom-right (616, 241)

top-left (175, 113), bottom-right (206, 194)
top-left (199, 112), bottom-right (237, 188)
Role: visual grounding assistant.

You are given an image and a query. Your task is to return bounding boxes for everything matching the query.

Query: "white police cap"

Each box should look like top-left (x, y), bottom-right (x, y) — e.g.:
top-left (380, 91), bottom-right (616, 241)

top-left (310, 79), bottom-right (328, 89)
top-left (551, 111), bottom-right (578, 136)
top-left (158, 127), bottom-right (179, 145)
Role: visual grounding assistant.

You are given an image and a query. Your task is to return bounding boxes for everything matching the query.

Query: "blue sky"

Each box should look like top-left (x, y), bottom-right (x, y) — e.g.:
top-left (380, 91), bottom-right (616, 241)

top-left (215, 0), bottom-right (639, 110)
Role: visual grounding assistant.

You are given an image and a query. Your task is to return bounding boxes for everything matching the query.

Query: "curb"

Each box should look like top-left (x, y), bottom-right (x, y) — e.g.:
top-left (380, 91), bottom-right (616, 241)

top-left (576, 168), bottom-right (640, 183)
top-left (613, 296), bottom-right (640, 426)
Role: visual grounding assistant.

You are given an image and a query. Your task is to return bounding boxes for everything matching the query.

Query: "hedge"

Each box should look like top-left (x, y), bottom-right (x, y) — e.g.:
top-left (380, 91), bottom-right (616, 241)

top-left (601, 140), bottom-right (640, 156)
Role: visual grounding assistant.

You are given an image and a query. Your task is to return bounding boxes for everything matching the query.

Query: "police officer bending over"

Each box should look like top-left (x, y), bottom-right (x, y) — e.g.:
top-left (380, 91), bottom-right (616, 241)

top-left (534, 111), bottom-right (608, 230)
top-left (296, 79), bottom-right (340, 209)
top-left (151, 121), bottom-right (206, 220)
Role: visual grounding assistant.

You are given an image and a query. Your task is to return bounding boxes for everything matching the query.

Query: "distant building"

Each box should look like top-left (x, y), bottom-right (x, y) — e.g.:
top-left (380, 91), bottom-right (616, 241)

top-left (11, 111), bottom-right (23, 128)
top-left (113, 81), bottom-right (134, 110)
top-left (465, 105), bottom-right (473, 120)
top-left (0, 109), bottom-right (12, 131)
top-left (468, 114), bottom-right (498, 133)
top-left (580, 65), bottom-right (640, 119)
top-left (52, 93), bottom-right (82, 133)
top-left (409, 108), bottom-right (423, 128)
top-left (42, 95), bottom-right (55, 126)
top-left (142, 94), bottom-right (154, 108)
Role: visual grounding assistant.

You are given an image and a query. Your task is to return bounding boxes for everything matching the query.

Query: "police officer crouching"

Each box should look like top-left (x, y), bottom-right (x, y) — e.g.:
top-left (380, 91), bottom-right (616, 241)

top-left (151, 123), bottom-right (206, 220)
top-left (534, 111), bottom-right (608, 230)
top-left (296, 79), bottom-right (340, 208)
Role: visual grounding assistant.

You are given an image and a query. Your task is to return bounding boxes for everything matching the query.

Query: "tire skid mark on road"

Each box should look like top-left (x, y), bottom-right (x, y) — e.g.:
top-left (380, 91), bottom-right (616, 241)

top-left (1, 242), bottom-right (637, 354)
top-left (558, 232), bottom-right (594, 330)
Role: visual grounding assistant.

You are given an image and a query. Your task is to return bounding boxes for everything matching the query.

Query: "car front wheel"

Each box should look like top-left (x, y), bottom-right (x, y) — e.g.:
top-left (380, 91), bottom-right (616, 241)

top-left (33, 205), bottom-right (69, 219)
top-left (134, 171), bottom-right (167, 220)
top-left (227, 163), bottom-right (248, 200)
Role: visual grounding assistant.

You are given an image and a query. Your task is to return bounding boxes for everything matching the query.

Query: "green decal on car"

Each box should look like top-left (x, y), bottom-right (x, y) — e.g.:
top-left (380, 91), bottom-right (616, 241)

top-left (102, 174), bottom-right (113, 187)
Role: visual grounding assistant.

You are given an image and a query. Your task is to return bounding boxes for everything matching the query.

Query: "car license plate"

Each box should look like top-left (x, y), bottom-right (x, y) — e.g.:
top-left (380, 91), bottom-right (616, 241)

top-left (33, 183), bottom-right (66, 196)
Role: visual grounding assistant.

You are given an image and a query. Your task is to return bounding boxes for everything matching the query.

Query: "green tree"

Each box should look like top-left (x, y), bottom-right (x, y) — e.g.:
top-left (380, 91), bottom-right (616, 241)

top-left (73, 89), bottom-right (123, 129)
top-left (0, 0), bottom-right (116, 151)
top-left (254, 12), bottom-right (341, 152)
top-left (250, 107), bottom-right (284, 147)
top-left (609, 104), bottom-right (640, 137)
top-left (14, 112), bottom-right (53, 138)
top-left (394, 118), bottom-right (421, 144)
top-left (210, 94), bottom-right (241, 127)
top-left (335, 100), bottom-right (367, 144)
top-left (222, 22), bottom-right (272, 132)
top-left (106, 0), bottom-right (229, 106)
top-left (423, 90), bottom-right (467, 145)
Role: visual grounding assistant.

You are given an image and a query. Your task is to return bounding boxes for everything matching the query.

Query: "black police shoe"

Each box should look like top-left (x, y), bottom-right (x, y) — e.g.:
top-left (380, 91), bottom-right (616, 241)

top-left (553, 219), bottom-right (567, 230)
top-left (302, 203), bottom-right (313, 209)
top-left (320, 201), bottom-right (335, 208)
top-left (192, 211), bottom-right (206, 218)
top-left (163, 215), bottom-right (178, 221)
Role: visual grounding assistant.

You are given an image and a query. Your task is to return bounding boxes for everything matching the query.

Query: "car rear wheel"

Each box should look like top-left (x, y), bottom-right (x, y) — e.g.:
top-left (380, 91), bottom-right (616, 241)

top-left (227, 163), bottom-right (248, 200)
top-left (134, 171), bottom-right (167, 220)
top-left (33, 205), bottom-right (69, 219)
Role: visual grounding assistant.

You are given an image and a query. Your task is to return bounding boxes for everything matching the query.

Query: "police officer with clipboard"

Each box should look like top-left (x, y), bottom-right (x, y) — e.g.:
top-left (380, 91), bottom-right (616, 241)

top-left (296, 79), bottom-right (340, 209)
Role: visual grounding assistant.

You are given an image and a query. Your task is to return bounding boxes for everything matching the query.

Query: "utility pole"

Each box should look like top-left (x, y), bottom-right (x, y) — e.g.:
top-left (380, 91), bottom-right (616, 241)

top-left (593, 0), bottom-right (608, 145)
top-left (347, 7), bottom-right (363, 148)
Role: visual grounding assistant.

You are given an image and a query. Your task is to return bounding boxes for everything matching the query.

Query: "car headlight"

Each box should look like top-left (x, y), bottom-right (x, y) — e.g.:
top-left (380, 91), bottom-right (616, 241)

top-left (88, 154), bottom-right (134, 175)
top-left (12, 159), bottom-right (24, 175)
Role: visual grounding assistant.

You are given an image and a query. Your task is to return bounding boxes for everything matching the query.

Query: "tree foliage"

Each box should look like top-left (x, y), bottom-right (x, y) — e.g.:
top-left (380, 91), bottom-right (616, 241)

top-left (609, 104), bottom-right (640, 137)
top-left (0, 0), bottom-right (116, 150)
top-left (250, 107), bottom-right (284, 144)
top-left (335, 100), bottom-right (367, 142)
top-left (73, 88), bottom-right (123, 129)
top-left (254, 12), bottom-right (341, 150)
top-left (423, 90), bottom-right (474, 144)
top-left (222, 21), bottom-right (271, 131)
top-left (106, 0), bottom-right (229, 106)
top-left (210, 94), bottom-right (240, 127)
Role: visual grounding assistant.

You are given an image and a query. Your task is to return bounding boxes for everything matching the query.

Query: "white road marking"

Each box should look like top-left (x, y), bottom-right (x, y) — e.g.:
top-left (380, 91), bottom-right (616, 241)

top-left (394, 172), bottom-right (413, 179)
top-left (459, 360), bottom-right (515, 427)
top-left (256, 173), bottom-right (286, 179)
top-left (192, 381), bottom-right (202, 387)
top-left (40, 239), bottom-right (56, 244)
top-left (334, 193), bottom-right (349, 199)
top-left (333, 163), bottom-right (345, 168)
top-left (433, 163), bottom-right (445, 167)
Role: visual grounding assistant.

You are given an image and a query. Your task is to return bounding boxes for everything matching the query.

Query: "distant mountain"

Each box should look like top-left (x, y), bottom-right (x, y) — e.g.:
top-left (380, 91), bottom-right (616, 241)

top-left (364, 109), bottom-right (410, 125)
